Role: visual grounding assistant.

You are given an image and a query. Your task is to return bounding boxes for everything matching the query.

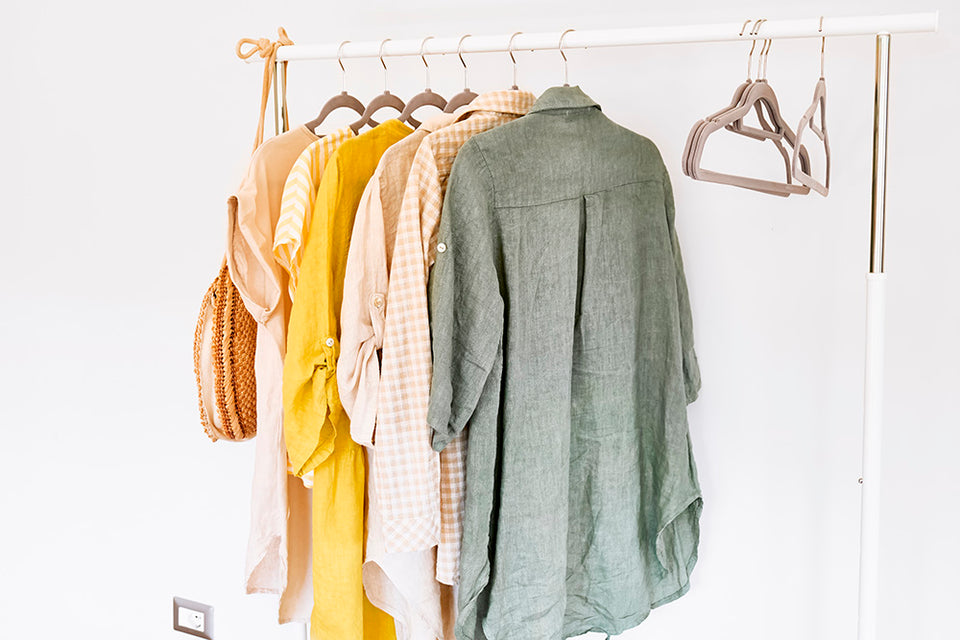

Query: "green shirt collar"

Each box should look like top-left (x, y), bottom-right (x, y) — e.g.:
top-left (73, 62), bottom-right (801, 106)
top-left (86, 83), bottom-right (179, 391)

top-left (528, 85), bottom-right (601, 114)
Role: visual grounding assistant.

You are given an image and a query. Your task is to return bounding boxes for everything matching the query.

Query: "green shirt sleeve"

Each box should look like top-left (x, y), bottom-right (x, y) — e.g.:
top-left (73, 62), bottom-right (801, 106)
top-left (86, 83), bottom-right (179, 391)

top-left (663, 164), bottom-right (701, 404)
top-left (427, 139), bottom-right (504, 451)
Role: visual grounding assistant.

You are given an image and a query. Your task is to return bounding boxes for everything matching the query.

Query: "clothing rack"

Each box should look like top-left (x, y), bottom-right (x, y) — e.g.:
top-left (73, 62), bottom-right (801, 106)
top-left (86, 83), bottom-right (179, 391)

top-left (243, 12), bottom-right (940, 640)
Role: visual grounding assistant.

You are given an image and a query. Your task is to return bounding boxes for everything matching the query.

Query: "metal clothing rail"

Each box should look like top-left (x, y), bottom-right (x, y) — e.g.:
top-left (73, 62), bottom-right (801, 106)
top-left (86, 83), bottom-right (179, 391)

top-left (246, 12), bottom-right (939, 640)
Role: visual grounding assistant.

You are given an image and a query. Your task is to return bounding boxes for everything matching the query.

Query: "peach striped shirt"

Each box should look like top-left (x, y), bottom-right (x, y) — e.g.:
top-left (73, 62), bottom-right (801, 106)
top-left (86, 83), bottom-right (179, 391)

top-left (274, 126), bottom-right (355, 302)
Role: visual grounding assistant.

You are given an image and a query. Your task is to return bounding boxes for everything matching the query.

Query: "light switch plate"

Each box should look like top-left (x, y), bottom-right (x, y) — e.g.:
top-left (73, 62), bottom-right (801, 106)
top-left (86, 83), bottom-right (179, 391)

top-left (173, 596), bottom-right (214, 639)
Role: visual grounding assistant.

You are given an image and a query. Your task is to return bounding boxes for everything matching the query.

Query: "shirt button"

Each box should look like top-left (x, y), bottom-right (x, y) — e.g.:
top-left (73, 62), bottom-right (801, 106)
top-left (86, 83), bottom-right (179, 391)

top-left (325, 337), bottom-right (335, 347)
top-left (437, 242), bottom-right (447, 253)
top-left (373, 296), bottom-right (384, 308)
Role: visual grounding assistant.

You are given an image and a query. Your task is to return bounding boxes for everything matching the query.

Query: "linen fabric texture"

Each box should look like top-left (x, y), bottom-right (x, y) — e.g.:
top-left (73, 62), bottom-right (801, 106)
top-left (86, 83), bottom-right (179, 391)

top-left (225, 124), bottom-right (316, 623)
top-left (338, 112), bottom-right (455, 448)
top-left (426, 86), bottom-right (703, 640)
top-left (374, 91), bottom-right (537, 587)
top-left (338, 113), bottom-right (459, 640)
top-left (274, 125), bottom-right (355, 488)
top-left (283, 119), bottom-right (413, 640)
top-left (275, 126), bottom-right (356, 303)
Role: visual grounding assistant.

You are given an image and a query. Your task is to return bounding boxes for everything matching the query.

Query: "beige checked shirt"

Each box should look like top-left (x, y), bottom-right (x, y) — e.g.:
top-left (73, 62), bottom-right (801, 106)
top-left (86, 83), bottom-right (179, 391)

top-left (338, 113), bottom-right (456, 447)
top-left (374, 91), bottom-right (536, 585)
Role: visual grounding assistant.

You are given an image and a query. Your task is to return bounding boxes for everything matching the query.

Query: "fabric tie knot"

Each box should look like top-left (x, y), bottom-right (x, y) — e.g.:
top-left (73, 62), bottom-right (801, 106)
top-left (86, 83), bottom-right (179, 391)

top-left (235, 27), bottom-right (294, 61)
top-left (235, 27), bottom-right (294, 152)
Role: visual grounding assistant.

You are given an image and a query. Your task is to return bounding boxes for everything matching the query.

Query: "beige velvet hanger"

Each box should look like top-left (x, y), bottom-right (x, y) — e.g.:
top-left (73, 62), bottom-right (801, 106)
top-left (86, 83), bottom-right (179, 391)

top-left (682, 19), bottom-right (811, 196)
top-left (350, 39), bottom-right (406, 133)
top-left (683, 21), bottom-right (766, 179)
top-left (792, 18), bottom-right (831, 196)
top-left (304, 41), bottom-right (374, 135)
top-left (445, 35), bottom-right (479, 112)
top-left (399, 37), bottom-right (448, 126)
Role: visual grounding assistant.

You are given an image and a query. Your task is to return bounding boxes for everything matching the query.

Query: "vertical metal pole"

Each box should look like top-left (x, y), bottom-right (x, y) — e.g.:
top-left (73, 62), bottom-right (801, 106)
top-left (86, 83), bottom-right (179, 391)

top-left (273, 60), bottom-right (281, 136)
top-left (858, 32), bottom-right (890, 640)
top-left (870, 35), bottom-right (891, 274)
top-left (279, 60), bottom-right (289, 133)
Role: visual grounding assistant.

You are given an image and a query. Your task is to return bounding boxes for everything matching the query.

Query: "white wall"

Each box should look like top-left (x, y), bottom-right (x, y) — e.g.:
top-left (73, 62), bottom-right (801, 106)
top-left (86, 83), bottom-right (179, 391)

top-left (2, 1), bottom-right (957, 639)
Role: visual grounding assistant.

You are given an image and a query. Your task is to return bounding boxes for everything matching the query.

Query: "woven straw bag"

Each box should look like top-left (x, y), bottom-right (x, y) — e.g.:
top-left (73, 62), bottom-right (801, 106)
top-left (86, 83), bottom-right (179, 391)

top-left (192, 260), bottom-right (258, 442)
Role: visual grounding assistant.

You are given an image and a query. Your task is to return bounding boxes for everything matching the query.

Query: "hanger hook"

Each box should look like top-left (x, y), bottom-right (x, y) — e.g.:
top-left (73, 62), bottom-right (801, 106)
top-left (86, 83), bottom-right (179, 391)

top-left (743, 19), bottom-right (758, 80)
top-left (558, 28), bottom-right (575, 86)
top-left (336, 40), bottom-right (349, 93)
top-left (419, 36), bottom-right (434, 90)
top-left (819, 16), bottom-right (826, 77)
top-left (379, 38), bottom-right (391, 93)
top-left (761, 25), bottom-right (773, 80)
top-left (751, 18), bottom-right (768, 80)
top-left (457, 34), bottom-right (471, 90)
top-left (508, 31), bottom-right (522, 89)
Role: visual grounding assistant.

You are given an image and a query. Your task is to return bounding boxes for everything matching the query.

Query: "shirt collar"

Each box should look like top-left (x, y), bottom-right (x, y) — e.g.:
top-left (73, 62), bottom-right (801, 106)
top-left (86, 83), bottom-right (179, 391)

top-left (421, 112), bottom-right (457, 133)
top-left (454, 89), bottom-right (537, 122)
top-left (527, 85), bottom-right (601, 114)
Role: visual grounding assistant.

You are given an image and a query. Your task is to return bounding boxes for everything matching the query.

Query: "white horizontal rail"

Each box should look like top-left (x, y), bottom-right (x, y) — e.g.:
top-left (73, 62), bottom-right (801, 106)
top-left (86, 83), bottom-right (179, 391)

top-left (265, 12), bottom-right (938, 63)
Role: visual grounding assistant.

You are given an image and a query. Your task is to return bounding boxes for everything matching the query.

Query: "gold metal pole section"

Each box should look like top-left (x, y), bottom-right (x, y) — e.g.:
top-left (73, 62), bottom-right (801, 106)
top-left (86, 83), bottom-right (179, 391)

top-left (273, 60), bottom-right (281, 136)
top-left (870, 34), bottom-right (891, 273)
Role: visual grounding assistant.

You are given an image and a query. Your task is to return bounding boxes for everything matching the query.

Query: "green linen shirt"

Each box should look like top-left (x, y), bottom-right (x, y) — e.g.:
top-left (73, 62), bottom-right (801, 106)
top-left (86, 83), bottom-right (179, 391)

top-left (426, 85), bottom-right (703, 640)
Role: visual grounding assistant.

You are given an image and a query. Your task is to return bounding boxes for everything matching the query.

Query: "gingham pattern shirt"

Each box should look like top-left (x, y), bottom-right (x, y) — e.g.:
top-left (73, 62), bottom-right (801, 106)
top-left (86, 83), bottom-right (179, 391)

top-left (273, 126), bottom-right (355, 302)
top-left (374, 91), bottom-right (536, 584)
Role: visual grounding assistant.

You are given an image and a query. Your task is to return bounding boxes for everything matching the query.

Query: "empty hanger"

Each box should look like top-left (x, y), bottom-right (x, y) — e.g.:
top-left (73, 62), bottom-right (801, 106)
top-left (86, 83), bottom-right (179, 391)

top-left (683, 19), bottom-right (811, 196)
top-left (350, 39), bottom-right (406, 133)
top-left (399, 36), bottom-right (447, 126)
top-left (723, 19), bottom-right (777, 141)
top-left (445, 35), bottom-right (478, 112)
top-left (792, 17), bottom-right (831, 196)
top-left (508, 32), bottom-right (522, 89)
top-left (687, 78), bottom-right (811, 196)
top-left (559, 29), bottom-right (574, 86)
top-left (682, 19), bottom-right (766, 178)
top-left (304, 41), bottom-right (373, 135)
top-left (723, 27), bottom-right (812, 173)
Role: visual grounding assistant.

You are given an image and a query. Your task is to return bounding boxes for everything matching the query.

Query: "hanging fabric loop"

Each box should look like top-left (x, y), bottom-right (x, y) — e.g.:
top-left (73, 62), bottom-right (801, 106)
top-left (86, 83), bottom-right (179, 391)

top-left (235, 27), bottom-right (294, 152)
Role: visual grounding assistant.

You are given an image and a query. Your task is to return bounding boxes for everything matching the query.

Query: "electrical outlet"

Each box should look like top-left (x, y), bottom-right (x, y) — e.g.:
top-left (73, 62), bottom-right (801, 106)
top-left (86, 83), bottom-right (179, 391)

top-left (173, 597), bottom-right (214, 639)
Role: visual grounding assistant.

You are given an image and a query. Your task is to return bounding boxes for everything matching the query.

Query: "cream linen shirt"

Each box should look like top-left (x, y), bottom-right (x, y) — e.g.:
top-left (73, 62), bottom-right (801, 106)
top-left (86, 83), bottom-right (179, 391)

top-left (374, 91), bottom-right (536, 585)
top-left (338, 113), bottom-right (456, 446)
top-left (226, 124), bottom-right (316, 623)
top-left (339, 113), bottom-right (458, 640)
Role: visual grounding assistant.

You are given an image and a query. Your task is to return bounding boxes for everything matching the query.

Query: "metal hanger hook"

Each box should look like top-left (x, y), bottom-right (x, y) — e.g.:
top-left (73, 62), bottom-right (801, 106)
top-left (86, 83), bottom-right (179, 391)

top-left (419, 36), bottom-right (435, 90)
top-left (378, 38), bottom-right (391, 93)
top-left (743, 19), bottom-right (758, 80)
top-left (750, 18), bottom-right (768, 80)
top-left (761, 29), bottom-right (773, 79)
top-left (819, 16), bottom-right (826, 77)
top-left (558, 28), bottom-right (575, 86)
top-left (457, 34), bottom-right (471, 89)
top-left (508, 31), bottom-right (522, 89)
top-left (336, 40), bottom-right (350, 93)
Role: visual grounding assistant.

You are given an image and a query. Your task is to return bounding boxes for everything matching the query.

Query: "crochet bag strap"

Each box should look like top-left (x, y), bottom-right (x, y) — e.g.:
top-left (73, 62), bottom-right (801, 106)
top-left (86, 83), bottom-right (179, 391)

top-left (236, 27), bottom-right (294, 152)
